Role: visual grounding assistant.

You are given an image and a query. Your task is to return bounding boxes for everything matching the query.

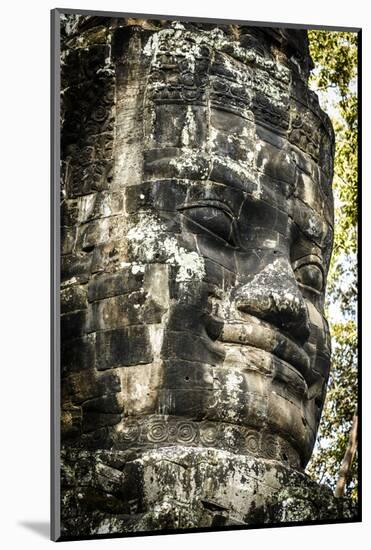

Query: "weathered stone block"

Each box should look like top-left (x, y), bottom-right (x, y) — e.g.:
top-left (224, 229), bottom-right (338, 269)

top-left (61, 404), bottom-right (82, 439)
top-left (63, 369), bottom-right (121, 405)
top-left (61, 198), bottom-right (80, 227)
top-left (88, 269), bottom-right (144, 302)
top-left (82, 411), bottom-right (122, 433)
top-left (61, 285), bottom-right (88, 314)
top-left (88, 292), bottom-right (164, 332)
top-left (162, 330), bottom-right (224, 366)
top-left (61, 226), bottom-right (76, 255)
top-left (82, 393), bottom-right (124, 414)
top-left (60, 448), bottom-right (358, 537)
top-left (162, 359), bottom-right (214, 390)
top-left (256, 143), bottom-right (296, 185)
top-left (61, 334), bottom-right (96, 375)
top-left (78, 191), bottom-right (124, 224)
top-left (61, 253), bottom-right (92, 285)
top-left (96, 326), bottom-right (153, 370)
top-left (90, 240), bottom-right (127, 274)
top-left (61, 310), bottom-right (88, 341)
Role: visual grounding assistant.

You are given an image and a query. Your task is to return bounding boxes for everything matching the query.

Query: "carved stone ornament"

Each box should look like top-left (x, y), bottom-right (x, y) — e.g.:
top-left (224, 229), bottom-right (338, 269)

top-left (56, 12), bottom-right (357, 539)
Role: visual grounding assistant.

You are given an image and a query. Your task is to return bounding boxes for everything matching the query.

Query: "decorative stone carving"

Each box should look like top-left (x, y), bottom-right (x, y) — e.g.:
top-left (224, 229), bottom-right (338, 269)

top-left (59, 15), bottom-right (357, 538)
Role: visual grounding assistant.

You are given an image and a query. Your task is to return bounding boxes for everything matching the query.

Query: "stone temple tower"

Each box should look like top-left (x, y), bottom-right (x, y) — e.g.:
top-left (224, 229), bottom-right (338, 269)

top-left (58, 14), bottom-right (356, 537)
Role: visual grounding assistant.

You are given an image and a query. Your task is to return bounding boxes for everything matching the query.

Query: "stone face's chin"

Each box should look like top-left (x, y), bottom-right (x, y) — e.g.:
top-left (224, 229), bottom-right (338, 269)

top-left (103, 280), bottom-right (323, 467)
top-left (180, 291), bottom-right (328, 465)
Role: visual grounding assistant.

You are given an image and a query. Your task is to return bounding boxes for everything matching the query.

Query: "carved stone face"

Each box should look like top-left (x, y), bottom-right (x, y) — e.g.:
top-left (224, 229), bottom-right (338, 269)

top-left (61, 23), bottom-right (334, 471)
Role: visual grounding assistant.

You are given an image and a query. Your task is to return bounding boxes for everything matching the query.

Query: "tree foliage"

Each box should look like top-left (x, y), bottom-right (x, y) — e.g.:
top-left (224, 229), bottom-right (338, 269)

top-left (306, 31), bottom-right (358, 500)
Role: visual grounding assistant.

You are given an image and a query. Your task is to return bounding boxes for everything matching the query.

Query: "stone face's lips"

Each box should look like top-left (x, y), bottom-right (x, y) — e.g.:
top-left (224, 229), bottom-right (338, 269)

top-left (220, 317), bottom-right (311, 385)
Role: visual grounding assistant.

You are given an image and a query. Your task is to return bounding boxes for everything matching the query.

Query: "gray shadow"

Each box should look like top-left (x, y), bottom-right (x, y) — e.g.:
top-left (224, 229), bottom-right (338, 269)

top-left (18, 521), bottom-right (50, 539)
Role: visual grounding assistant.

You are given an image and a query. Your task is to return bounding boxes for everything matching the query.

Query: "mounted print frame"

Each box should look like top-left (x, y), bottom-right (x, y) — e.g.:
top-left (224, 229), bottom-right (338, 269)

top-left (51, 7), bottom-right (361, 541)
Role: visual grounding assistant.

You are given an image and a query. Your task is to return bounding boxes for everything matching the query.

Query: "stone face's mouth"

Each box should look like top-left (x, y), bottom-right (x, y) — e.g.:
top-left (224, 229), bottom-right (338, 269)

top-left (219, 314), bottom-right (312, 387)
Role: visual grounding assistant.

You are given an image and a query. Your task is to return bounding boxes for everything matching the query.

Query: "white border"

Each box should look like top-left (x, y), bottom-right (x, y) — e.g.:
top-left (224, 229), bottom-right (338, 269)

top-left (1, 1), bottom-right (369, 548)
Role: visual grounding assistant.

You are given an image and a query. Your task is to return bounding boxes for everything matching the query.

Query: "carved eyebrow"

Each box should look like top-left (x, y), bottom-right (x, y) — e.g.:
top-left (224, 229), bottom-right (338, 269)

top-left (177, 199), bottom-right (235, 219)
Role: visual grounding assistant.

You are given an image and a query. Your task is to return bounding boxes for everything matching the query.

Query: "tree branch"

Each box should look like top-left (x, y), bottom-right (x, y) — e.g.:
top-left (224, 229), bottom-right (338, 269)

top-left (334, 411), bottom-right (358, 497)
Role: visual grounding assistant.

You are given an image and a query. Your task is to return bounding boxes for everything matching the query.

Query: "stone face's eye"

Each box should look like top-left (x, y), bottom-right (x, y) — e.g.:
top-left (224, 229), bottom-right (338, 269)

top-left (180, 205), bottom-right (237, 246)
top-left (295, 263), bottom-right (324, 293)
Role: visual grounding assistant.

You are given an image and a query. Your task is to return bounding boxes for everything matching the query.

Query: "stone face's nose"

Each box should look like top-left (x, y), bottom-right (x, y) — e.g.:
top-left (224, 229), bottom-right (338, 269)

top-left (234, 258), bottom-right (310, 344)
